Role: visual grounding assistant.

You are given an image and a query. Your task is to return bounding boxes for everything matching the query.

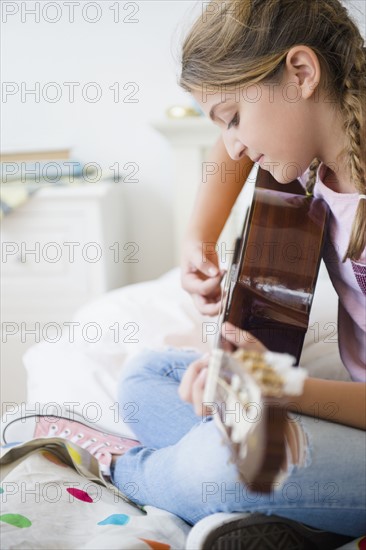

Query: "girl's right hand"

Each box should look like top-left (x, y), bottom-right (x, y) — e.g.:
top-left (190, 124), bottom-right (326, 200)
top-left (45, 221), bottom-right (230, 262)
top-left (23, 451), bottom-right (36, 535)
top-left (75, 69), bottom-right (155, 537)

top-left (181, 237), bottom-right (226, 316)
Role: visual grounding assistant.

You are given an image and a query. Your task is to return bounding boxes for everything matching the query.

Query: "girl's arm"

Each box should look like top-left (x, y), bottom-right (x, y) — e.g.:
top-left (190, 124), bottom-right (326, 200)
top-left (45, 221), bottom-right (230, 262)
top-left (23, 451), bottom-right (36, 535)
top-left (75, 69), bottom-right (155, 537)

top-left (285, 377), bottom-right (366, 431)
top-left (179, 324), bottom-right (366, 431)
top-left (185, 135), bottom-right (254, 243)
top-left (181, 137), bottom-right (254, 315)
top-left (221, 324), bottom-right (366, 431)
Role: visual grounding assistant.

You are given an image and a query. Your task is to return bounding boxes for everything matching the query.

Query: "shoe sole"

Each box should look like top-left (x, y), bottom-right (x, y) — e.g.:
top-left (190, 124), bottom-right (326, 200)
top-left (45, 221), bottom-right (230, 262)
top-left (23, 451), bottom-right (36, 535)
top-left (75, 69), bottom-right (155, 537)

top-left (201, 513), bottom-right (354, 550)
top-left (1, 404), bottom-right (138, 445)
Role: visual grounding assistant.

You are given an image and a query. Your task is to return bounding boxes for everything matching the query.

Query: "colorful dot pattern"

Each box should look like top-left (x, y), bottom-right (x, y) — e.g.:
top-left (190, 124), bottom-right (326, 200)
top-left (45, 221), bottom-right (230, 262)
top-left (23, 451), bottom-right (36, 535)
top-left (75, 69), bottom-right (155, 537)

top-left (139, 538), bottom-right (171, 550)
top-left (66, 488), bottom-right (93, 503)
top-left (0, 514), bottom-right (32, 528)
top-left (98, 514), bottom-right (130, 526)
top-left (0, 446), bottom-right (176, 549)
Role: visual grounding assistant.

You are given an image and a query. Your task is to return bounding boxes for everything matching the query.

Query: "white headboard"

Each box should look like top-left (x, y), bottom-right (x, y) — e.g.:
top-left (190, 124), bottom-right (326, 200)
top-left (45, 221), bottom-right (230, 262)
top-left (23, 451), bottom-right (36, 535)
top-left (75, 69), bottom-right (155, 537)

top-left (152, 117), bottom-right (257, 267)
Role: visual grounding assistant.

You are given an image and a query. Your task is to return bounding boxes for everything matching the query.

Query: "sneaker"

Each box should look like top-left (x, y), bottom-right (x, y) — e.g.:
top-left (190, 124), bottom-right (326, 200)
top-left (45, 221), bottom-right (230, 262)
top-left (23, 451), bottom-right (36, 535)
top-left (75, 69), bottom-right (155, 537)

top-left (186, 512), bottom-right (355, 550)
top-left (1, 409), bottom-right (141, 476)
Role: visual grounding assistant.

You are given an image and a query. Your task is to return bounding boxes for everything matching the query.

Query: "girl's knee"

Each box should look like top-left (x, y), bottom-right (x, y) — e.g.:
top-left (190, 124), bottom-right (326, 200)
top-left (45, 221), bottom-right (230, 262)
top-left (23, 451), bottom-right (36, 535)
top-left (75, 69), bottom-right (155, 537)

top-left (118, 347), bottom-right (201, 388)
top-left (120, 349), bottom-right (159, 379)
top-left (117, 349), bottom-right (159, 397)
top-left (117, 347), bottom-right (188, 401)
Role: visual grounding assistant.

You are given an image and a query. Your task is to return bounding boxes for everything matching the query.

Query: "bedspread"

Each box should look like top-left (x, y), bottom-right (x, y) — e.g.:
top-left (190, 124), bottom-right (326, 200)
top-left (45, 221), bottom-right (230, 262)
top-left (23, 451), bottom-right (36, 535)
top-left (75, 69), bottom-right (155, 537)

top-left (0, 440), bottom-right (191, 550)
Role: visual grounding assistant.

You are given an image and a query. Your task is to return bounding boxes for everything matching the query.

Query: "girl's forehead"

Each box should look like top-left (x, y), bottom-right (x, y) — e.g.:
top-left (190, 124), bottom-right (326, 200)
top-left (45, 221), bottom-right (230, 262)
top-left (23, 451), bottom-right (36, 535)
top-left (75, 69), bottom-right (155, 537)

top-left (193, 88), bottom-right (241, 107)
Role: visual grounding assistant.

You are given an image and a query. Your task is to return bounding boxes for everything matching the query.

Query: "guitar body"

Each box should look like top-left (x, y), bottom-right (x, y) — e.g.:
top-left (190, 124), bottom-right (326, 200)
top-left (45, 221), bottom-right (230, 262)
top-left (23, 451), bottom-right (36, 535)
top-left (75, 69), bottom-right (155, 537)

top-left (206, 169), bottom-right (330, 491)
top-left (221, 168), bottom-right (329, 363)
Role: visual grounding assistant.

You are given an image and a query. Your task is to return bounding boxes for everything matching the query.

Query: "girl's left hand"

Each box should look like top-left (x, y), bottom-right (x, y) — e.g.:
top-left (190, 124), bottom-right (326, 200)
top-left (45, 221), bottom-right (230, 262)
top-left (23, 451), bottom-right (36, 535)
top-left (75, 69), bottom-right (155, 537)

top-left (178, 353), bottom-right (212, 416)
top-left (178, 322), bottom-right (267, 416)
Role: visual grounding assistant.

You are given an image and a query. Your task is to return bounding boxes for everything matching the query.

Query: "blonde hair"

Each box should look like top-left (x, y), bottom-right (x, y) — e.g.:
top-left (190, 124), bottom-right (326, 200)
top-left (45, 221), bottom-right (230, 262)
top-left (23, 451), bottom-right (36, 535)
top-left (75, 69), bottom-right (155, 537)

top-left (179, 0), bottom-right (366, 261)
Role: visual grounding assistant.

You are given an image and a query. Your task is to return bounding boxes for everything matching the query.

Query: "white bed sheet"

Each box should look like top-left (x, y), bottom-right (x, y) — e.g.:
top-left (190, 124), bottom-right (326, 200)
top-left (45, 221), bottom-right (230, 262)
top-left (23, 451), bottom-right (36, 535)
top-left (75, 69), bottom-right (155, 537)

top-left (1, 266), bottom-right (351, 550)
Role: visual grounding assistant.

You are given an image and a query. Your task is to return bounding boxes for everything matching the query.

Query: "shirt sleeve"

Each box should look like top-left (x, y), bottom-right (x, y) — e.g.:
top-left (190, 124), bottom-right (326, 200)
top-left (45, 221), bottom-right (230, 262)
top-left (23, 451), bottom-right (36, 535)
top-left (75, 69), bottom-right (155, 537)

top-left (297, 168), bottom-right (310, 191)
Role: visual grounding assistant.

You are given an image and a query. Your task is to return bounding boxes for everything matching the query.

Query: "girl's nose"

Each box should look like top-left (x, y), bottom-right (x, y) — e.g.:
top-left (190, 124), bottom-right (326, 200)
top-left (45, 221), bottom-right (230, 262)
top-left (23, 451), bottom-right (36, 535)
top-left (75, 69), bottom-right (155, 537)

top-left (222, 134), bottom-right (246, 161)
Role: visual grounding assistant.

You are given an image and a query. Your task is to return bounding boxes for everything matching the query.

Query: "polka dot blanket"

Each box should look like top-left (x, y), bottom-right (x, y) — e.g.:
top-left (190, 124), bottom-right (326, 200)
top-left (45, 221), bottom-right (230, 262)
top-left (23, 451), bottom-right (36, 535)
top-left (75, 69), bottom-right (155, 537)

top-left (0, 439), bottom-right (191, 549)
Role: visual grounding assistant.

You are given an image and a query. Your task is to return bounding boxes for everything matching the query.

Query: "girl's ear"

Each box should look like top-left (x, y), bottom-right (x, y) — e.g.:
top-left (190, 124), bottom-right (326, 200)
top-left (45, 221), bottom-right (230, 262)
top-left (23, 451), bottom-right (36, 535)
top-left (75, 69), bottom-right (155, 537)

top-left (284, 46), bottom-right (321, 99)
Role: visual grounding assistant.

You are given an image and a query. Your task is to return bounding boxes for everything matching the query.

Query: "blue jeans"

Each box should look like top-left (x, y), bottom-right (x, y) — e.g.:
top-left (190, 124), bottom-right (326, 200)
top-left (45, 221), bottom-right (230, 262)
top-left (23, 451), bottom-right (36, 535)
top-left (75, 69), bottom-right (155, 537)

top-left (111, 348), bottom-right (366, 535)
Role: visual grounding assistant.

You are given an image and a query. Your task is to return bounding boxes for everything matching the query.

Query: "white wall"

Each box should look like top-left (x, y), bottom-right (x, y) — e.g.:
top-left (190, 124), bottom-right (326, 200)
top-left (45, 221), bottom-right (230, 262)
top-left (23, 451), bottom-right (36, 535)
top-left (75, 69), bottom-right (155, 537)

top-left (2, 0), bottom-right (204, 283)
top-left (2, 0), bottom-right (365, 284)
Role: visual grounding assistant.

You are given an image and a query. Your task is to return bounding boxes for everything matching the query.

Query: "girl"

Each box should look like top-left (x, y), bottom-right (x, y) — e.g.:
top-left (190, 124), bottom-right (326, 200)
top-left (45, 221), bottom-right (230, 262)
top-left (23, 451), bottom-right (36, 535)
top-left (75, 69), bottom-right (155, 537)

top-left (4, 0), bottom-right (365, 545)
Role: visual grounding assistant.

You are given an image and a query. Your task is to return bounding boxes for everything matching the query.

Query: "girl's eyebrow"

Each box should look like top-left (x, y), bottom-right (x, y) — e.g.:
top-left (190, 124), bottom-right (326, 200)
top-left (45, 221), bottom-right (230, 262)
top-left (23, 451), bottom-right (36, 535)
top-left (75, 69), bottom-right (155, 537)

top-left (209, 103), bottom-right (223, 122)
top-left (210, 102), bottom-right (232, 122)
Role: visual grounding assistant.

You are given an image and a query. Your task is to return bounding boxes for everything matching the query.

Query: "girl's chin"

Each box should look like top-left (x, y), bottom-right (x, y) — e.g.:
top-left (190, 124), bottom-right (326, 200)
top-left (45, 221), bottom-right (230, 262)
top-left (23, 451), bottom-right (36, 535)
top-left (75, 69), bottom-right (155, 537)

top-left (268, 166), bottom-right (302, 184)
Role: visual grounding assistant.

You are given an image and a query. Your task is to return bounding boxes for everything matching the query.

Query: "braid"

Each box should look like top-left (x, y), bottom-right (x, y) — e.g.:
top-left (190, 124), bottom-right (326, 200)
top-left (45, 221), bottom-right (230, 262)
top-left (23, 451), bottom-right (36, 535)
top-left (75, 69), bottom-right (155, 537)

top-left (305, 158), bottom-right (321, 197)
top-left (341, 43), bottom-right (366, 261)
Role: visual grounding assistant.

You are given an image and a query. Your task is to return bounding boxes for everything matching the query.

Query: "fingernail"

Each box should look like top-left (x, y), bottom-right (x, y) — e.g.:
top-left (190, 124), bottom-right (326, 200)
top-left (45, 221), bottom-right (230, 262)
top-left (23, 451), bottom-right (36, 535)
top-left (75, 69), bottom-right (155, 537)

top-left (208, 267), bottom-right (218, 276)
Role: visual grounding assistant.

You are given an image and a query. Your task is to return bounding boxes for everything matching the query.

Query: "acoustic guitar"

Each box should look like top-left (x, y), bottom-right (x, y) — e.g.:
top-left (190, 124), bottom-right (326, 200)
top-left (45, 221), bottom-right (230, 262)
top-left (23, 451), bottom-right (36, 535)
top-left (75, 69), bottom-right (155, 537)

top-left (204, 167), bottom-right (329, 491)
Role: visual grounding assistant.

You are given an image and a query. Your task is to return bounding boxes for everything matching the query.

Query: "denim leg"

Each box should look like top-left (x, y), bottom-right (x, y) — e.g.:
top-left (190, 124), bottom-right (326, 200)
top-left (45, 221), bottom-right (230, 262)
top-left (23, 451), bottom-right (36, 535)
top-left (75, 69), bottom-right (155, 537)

top-left (116, 348), bottom-right (202, 448)
top-left (112, 348), bottom-right (366, 536)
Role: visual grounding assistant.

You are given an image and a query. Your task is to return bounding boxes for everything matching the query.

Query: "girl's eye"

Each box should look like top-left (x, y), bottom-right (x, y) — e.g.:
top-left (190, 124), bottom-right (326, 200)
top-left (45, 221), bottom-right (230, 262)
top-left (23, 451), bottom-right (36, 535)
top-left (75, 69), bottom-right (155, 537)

top-left (227, 113), bottom-right (239, 130)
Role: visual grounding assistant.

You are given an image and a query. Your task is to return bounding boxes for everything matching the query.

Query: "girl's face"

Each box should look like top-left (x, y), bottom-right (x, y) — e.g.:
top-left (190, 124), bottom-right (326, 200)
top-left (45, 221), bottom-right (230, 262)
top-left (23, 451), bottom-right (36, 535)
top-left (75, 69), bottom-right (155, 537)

top-left (192, 77), bottom-right (321, 183)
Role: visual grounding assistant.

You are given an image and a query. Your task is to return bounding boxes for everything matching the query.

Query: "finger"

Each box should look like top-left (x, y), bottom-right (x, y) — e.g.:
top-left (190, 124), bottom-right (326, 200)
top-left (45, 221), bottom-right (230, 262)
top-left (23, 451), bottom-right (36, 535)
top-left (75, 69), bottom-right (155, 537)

top-left (188, 248), bottom-right (220, 278)
top-left (180, 357), bottom-right (209, 404)
top-left (198, 272), bottom-right (226, 297)
top-left (178, 356), bottom-right (210, 403)
top-left (184, 271), bottom-right (221, 295)
top-left (194, 288), bottom-right (222, 305)
top-left (193, 295), bottom-right (222, 316)
top-left (192, 367), bottom-right (209, 416)
top-left (222, 322), bottom-right (267, 352)
top-left (183, 270), bottom-right (224, 296)
top-left (191, 368), bottom-right (217, 417)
